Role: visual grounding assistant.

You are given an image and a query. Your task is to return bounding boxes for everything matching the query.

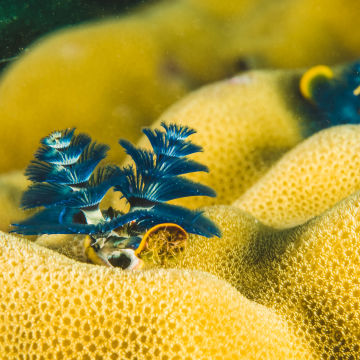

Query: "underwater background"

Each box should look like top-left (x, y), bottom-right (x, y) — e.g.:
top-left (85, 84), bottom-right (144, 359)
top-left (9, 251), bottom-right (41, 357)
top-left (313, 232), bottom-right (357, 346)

top-left (1, 0), bottom-right (360, 359)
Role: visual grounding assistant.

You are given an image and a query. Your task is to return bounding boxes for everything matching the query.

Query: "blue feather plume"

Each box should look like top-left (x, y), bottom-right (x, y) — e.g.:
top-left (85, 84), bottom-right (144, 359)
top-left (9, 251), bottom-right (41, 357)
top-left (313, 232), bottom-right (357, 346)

top-left (99, 203), bottom-right (220, 238)
top-left (119, 139), bottom-right (208, 177)
top-left (11, 207), bottom-right (113, 235)
top-left (161, 122), bottom-right (196, 140)
top-left (20, 183), bottom-right (73, 209)
top-left (156, 155), bottom-right (209, 176)
top-left (35, 133), bottom-right (91, 165)
top-left (119, 140), bottom-right (155, 175)
top-left (41, 128), bottom-right (75, 149)
top-left (137, 203), bottom-right (221, 238)
top-left (115, 169), bottom-right (215, 206)
top-left (61, 166), bottom-right (123, 208)
top-left (12, 124), bottom-right (220, 239)
top-left (142, 128), bottom-right (202, 157)
top-left (11, 207), bottom-right (82, 235)
top-left (25, 142), bottom-right (109, 185)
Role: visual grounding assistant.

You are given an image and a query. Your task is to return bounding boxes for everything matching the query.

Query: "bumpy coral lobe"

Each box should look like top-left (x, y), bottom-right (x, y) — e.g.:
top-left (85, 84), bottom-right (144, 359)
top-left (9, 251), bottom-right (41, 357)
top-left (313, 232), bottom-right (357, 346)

top-left (160, 206), bottom-right (277, 307)
top-left (167, 193), bottom-right (360, 359)
top-left (227, 0), bottom-right (360, 69)
top-left (0, 233), bottom-right (314, 360)
top-left (233, 125), bottom-right (360, 228)
top-left (257, 193), bottom-right (360, 359)
top-left (0, 6), bottom-right (186, 172)
top-left (116, 71), bottom-right (303, 210)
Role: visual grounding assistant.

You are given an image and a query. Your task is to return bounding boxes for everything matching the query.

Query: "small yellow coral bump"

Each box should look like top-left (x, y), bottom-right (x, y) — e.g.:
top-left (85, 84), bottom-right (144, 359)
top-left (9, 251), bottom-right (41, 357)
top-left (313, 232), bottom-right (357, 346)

top-left (353, 84), bottom-right (360, 96)
top-left (0, 232), bottom-right (315, 359)
top-left (233, 125), bottom-right (360, 228)
top-left (35, 234), bottom-right (87, 263)
top-left (116, 70), bottom-right (303, 210)
top-left (299, 64), bottom-right (333, 100)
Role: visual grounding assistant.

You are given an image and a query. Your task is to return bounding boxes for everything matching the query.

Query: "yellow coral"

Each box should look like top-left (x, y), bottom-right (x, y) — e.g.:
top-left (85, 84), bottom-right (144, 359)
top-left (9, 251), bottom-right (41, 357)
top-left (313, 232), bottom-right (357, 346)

top-left (158, 205), bottom-right (277, 303)
top-left (233, 125), bottom-right (360, 228)
top-left (2, 3), bottom-right (360, 358)
top-left (163, 192), bottom-right (360, 358)
top-left (115, 70), bottom-right (303, 210)
top-left (0, 232), bottom-right (314, 359)
top-left (0, 171), bottom-right (30, 232)
top-left (184, 0), bottom-right (259, 18)
top-left (2, 0), bottom-right (360, 173)
top-left (226, 0), bottom-right (360, 69)
top-left (0, 1), bottom-right (236, 173)
top-left (35, 234), bottom-right (87, 263)
top-left (0, 3), bottom-right (191, 172)
top-left (248, 191), bottom-right (360, 359)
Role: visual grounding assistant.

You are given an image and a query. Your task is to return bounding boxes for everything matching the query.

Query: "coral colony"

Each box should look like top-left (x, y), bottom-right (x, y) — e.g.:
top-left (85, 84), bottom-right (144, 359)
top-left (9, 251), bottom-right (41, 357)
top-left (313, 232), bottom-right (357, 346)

top-left (300, 62), bottom-right (360, 128)
top-left (12, 123), bottom-right (220, 268)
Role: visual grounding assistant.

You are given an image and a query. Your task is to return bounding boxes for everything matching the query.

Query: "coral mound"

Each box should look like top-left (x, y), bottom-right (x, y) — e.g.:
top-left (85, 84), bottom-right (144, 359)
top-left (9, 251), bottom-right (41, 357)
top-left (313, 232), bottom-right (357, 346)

top-left (123, 70), bottom-right (303, 209)
top-left (1, 0), bottom-right (360, 174)
top-left (2, 3), bottom-right (360, 353)
top-left (0, 232), bottom-right (314, 360)
top-left (166, 191), bottom-right (360, 359)
top-left (255, 191), bottom-right (360, 359)
top-left (234, 124), bottom-right (360, 228)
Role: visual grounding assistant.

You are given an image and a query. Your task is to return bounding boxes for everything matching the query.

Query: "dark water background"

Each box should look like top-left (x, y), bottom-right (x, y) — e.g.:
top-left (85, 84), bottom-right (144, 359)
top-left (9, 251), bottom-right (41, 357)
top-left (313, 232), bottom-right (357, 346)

top-left (0, 0), bottom-right (155, 72)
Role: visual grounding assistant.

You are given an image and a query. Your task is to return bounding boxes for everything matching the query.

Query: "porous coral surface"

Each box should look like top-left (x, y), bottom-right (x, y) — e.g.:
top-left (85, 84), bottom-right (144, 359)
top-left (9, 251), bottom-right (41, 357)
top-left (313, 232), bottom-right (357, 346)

top-left (234, 125), bottom-right (360, 228)
top-left (166, 193), bottom-right (360, 359)
top-left (1, 0), bottom-right (360, 356)
top-left (0, 233), bottom-right (314, 360)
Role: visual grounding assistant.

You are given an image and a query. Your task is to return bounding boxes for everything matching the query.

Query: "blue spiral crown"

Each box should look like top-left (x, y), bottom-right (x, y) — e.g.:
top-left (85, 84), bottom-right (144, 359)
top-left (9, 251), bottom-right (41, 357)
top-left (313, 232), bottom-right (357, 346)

top-left (12, 123), bottom-right (221, 239)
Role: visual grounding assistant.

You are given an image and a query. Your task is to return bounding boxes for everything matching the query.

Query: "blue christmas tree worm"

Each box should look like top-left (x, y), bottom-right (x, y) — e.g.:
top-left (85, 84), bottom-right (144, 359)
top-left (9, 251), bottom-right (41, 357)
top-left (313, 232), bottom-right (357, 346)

top-left (12, 123), bottom-right (220, 268)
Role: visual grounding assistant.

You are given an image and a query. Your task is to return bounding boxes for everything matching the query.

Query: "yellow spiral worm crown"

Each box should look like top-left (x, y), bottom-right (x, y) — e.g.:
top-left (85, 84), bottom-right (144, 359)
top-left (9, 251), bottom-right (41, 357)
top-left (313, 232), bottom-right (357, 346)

top-left (299, 65), bottom-right (333, 100)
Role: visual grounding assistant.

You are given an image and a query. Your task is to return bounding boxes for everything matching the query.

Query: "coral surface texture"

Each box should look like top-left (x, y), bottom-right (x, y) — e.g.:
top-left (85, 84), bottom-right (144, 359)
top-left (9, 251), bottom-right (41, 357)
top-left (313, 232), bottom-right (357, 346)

top-left (1, 0), bottom-right (360, 359)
